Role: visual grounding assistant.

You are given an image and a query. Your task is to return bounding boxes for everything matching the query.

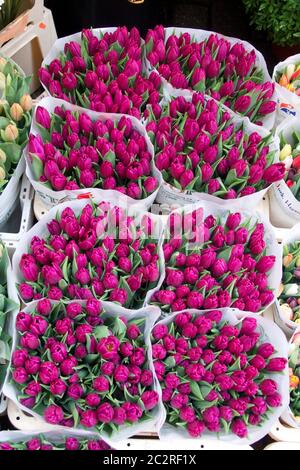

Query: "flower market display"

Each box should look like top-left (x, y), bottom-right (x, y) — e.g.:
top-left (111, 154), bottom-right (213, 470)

top-left (145, 26), bottom-right (276, 125)
top-left (8, 299), bottom-right (161, 436)
top-left (27, 98), bottom-right (161, 206)
top-left (277, 62), bottom-right (300, 97)
top-left (152, 206), bottom-right (280, 314)
top-left (0, 433), bottom-right (112, 451)
top-left (278, 240), bottom-right (300, 324)
top-left (146, 93), bottom-right (283, 201)
top-left (14, 200), bottom-right (162, 309)
top-left (1, 20), bottom-right (300, 452)
top-left (39, 27), bottom-right (163, 119)
top-left (0, 242), bottom-right (19, 391)
top-left (151, 310), bottom-right (288, 441)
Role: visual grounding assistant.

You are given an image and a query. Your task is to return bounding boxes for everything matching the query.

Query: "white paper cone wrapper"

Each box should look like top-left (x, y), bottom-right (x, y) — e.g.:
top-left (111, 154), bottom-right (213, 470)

top-left (153, 200), bottom-right (282, 314)
top-left (273, 55), bottom-right (300, 122)
top-left (12, 194), bottom-right (165, 308)
top-left (42, 28), bottom-right (120, 76)
top-left (145, 88), bottom-right (279, 209)
top-left (270, 118), bottom-right (300, 227)
top-left (0, 429), bottom-right (115, 450)
top-left (143, 26), bottom-right (277, 130)
top-left (26, 97), bottom-right (163, 212)
top-left (153, 308), bottom-right (289, 446)
top-left (3, 300), bottom-right (166, 443)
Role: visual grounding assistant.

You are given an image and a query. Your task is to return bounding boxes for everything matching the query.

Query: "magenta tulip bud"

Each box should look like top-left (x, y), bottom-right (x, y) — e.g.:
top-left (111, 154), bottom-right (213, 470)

top-left (191, 67), bottom-right (206, 90)
top-left (234, 95), bottom-right (252, 114)
top-left (258, 100), bottom-right (276, 116)
top-left (263, 163), bottom-right (285, 183)
top-left (212, 259), bottom-right (227, 277)
top-left (231, 419), bottom-right (248, 438)
top-left (179, 169), bottom-right (194, 188)
top-left (38, 67), bottom-right (51, 86)
top-left (36, 299), bottom-right (52, 317)
top-left (44, 405), bottom-right (64, 425)
top-left (206, 60), bottom-right (220, 78)
top-left (219, 80), bottom-right (235, 97)
top-left (84, 70), bottom-right (98, 89)
top-left (80, 410), bottom-right (97, 428)
top-left (266, 358), bottom-right (287, 372)
top-left (36, 106), bottom-right (51, 129)
top-left (48, 287), bottom-right (63, 301)
top-left (12, 367), bottom-right (28, 384)
top-left (20, 254), bottom-right (39, 282)
top-left (97, 402), bottom-right (114, 423)
top-left (61, 72), bottom-right (77, 91)
top-left (255, 255), bottom-right (275, 273)
top-left (266, 392), bottom-right (282, 408)
top-left (141, 390), bottom-right (159, 410)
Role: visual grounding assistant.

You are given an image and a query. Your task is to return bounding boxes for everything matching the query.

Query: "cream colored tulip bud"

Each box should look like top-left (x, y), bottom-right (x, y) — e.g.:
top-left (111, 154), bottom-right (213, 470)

top-left (0, 166), bottom-right (5, 181)
top-left (19, 94), bottom-right (32, 112)
top-left (0, 57), bottom-right (7, 72)
top-left (10, 103), bottom-right (23, 122)
top-left (295, 318), bottom-right (300, 324)
top-left (0, 57), bottom-right (7, 73)
top-left (285, 284), bottom-right (299, 296)
top-left (283, 155), bottom-right (293, 170)
top-left (277, 283), bottom-right (284, 297)
top-left (293, 332), bottom-right (300, 346)
top-left (0, 72), bottom-right (6, 90)
top-left (4, 124), bottom-right (18, 141)
top-left (280, 144), bottom-right (292, 161)
top-left (280, 303), bottom-right (294, 321)
top-left (0, 149), bottom-right (6, 163)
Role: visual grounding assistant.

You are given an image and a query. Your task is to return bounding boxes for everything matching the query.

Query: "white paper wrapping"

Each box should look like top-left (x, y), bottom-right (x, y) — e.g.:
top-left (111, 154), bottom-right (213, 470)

top-left (143, 26), bottom-right (277, 130)
top-left (145, 88), bottom-right (280, 209)
top-left (12, 195), bottom-right (165, 308)
top-left (281, 326), bottom-right (300, 429)
top-left (151, 200), bottom-right (282, 314)
top-left (3, 300), bottom-right (165, 443)
top-left (0, 429), bottom-right (115, 450)
top-left (26, 97), bottom-right (163, 212)
top-left (272, 55), bottom-right (300, 122)
top-left (270, 118), bottom-right (300, 227)
top-left (274, 223), bottom-right (300, 335)
top-left (153, 308), bottom-right (289, 446)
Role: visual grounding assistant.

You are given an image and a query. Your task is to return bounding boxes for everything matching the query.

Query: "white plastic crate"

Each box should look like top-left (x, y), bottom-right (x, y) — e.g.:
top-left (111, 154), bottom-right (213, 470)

top-left (1, 6), bottom-right (57, 94)
top-left (0, 175), bottom-right (34, 257)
